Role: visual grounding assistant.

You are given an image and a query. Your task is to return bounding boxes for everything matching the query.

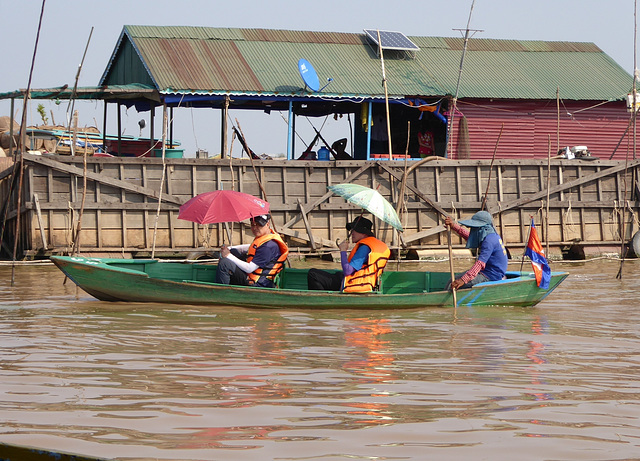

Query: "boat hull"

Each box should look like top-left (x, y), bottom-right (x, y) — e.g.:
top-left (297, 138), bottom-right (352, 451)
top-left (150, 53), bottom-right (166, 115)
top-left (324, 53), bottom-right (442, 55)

top-left (51, 256), bottom-right (568, 309)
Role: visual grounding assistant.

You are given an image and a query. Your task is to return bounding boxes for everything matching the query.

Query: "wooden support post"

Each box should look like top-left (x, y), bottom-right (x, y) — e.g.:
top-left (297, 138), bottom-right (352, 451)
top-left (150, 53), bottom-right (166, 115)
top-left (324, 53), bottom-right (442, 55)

top-left (150, 103), bottom-right (155, 150)
top-left (34, 194), bottom-right (47, 250)
top-left (117, 102), bottom-right (122, 156)
top-left (103, 101), bottom-right (107, 154)
top-left (142, 164), bottom-right (149, 250)
top-left (298, 199), bottom-right (316, 251)
top-left (221, 96), bottom-right (229, 158)
top-left (119, 164), bottom-right (127, 249)
top-left (9, 98), bottom-right (15, 156)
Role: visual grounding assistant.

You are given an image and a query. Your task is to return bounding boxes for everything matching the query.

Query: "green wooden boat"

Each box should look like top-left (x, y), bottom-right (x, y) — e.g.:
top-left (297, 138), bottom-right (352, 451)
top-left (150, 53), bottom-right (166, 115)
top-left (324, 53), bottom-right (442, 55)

top-left (51, 256), bottom-right (568, 309)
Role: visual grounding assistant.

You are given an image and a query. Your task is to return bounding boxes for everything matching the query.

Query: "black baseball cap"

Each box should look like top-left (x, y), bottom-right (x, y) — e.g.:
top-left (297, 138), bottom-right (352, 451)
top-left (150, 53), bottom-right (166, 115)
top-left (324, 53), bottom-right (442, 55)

top-left (250, 214), bottom-right (270, 227)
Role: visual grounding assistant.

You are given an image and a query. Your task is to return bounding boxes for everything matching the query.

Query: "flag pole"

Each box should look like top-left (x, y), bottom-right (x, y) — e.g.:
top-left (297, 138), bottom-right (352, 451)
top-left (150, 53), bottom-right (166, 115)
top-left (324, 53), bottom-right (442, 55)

top-left (520, 216), bottom-right (533, 273)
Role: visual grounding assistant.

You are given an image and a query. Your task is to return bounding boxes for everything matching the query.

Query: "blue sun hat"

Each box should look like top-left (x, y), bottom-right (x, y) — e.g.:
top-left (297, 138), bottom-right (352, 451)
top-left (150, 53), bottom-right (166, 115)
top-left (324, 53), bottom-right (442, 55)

top-left (459, 211), bottom-right (494, 228)
top-left (459, 211), bottom-right (496, 248)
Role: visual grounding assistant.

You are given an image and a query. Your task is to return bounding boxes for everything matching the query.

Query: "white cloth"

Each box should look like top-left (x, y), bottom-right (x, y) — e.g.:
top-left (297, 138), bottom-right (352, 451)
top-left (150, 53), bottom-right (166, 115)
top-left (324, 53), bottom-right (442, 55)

top-left (225, 253), bottom-right (258, 274)
top-left (228, 244), bottom-right (250, 252)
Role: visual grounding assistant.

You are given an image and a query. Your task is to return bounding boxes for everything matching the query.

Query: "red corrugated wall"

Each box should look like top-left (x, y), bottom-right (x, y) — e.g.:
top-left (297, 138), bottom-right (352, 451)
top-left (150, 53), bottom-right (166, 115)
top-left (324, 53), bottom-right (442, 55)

top-left (449, 99), bottom-right (633, 160)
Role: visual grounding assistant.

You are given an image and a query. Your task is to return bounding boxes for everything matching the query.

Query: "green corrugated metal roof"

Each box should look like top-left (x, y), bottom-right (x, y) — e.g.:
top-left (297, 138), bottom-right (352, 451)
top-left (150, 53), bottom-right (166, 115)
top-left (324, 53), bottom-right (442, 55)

top-left (100, 25), bottom-right (632, 101)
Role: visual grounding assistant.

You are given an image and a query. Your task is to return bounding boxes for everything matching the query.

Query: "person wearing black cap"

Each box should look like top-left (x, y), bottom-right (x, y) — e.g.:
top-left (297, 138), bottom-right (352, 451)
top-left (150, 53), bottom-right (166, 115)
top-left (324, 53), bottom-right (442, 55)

top-left (444, 211), bottom-right (508, 290)
top-left (307, 216), bottom-right (390, 292)
top-left (215, 214), bottom-right (289, 288)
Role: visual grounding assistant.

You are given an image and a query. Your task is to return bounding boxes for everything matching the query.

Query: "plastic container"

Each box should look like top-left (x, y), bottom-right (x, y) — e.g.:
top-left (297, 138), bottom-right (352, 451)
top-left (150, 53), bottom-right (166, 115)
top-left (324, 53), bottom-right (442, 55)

top-left (153, 148), bottom-right (184, 158)
top-left (317, 146), bottom-right (330, 161)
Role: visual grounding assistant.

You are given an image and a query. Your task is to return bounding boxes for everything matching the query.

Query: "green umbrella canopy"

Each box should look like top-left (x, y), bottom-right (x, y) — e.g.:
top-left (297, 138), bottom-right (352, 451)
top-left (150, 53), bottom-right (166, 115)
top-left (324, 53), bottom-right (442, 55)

top-left (328, 183), bottom-right (403, 232)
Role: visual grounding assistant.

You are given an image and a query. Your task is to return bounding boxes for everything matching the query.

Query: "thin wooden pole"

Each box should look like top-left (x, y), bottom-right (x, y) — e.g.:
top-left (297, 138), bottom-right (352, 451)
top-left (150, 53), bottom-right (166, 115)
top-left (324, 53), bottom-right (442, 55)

top-left (481, 123), bottom-right (504, 210)
top-left (546, 135), bottom-right (551, 257)
top-left (66, 26), bottom-right (93, 157)
top-left (617, 0), bottom-right (637, 279)
top-left (226, 129), bottom-right (237, 245)
top-left (70, 146), bottom-right (88, 255)
top-left (233, 120), bottom-right (278, 234)
top-left (376, 30), bottom-right (394, 160)
top-left (396, 121), bottom-right (411, 269)
top-left (221, 95), bottom-right (229, 159)
top-left (151, 104), bottom-right (168, 259)
top-left (169, 106), bottom-right (174, 147)
top-left (234, 121), bottom-right (268, 200)
top-left (520, 217), bottom-right (533, 273)
top-left (218, 181), bottom-right (234, 245)
top-left (11, 160), bottom-right (24, 283)
top-left (609, 115), bottom-right (634, 159)
top-left (33, 193), bottom-right (47, 250)
top-left (396, 121), bottom-right (411, 219)
top-left (556, 86), bottom-right (560, 153)
top-left (102, 101), bottom-right (107, 153)
top-left (447, 228), bottom-right (457, 308)
top-left (12, 0), bottom-right (46, 285)
top-left (447, 0), bottom-right (477, 158)
top-left (9, 98), bottom-right (15, 156)
top-left (117, 102), bottom-right (122, 155)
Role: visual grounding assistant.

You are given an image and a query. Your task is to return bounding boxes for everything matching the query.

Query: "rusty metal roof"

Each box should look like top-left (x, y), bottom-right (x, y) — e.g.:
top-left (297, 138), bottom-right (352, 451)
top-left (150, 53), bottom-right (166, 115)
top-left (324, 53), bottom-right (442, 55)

top-left (100, 26), bottom-right (632, 102)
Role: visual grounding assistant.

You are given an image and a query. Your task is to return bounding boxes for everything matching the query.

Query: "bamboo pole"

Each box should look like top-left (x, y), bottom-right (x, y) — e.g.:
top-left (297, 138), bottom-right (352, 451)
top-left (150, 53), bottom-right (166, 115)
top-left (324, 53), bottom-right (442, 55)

top-left (395, 121), bottom-right (411, 268)
top-left (66, 27), bottom-right (93, 157)
top-left (617, 0), bottom-right (637, 279)
top-left (376, 30), bottom-right (394, 160)
top-left (447, 0), bottom-right (477, 158)
top-left (396, 121), bottom-right (411, 220)
top-left (233, 120), bottom-right (278, 234)
top-left (520, 217), bottom-right (533, 273)
top-left (151, 104), bottom-right (168, 259)
top-left (481, 123), bottom-right (503, 210)
top-left (556, 86), bottom-right (560, 153)
top-left (546, 135), bottom-right (551, 257)
top-left (221, 96), bottom-right (229, 159)
top-left (447, 228), bottom-right (457, 308)
top-left (609, 115), bottom-right (635, 159)
top-left (70, 145), bottom-right (88, 255)
top-left (226, 129), bottom-right (237, 245)
top-left (12, 0), bottom-right (46, 285)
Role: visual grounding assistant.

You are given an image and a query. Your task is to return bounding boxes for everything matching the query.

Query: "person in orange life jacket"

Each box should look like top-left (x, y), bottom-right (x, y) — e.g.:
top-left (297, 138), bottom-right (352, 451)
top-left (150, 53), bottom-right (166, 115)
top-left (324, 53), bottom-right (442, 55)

top-left (215, 214), bottom-right (289, 288)
top-left (307, 217), bottom-right (390, 292)
top-left (444, 210), bottom-right (508, 290)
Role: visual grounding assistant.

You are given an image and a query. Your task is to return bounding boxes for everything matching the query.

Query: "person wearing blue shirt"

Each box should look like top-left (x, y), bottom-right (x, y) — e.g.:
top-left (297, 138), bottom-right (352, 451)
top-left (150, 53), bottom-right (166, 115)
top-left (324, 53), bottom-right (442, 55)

top-left (307, 217), bottom-right (389, 292)
top-left (215, 214), bottom-right (288, 288)
top-left (444, 210), bottom-right (509, 290)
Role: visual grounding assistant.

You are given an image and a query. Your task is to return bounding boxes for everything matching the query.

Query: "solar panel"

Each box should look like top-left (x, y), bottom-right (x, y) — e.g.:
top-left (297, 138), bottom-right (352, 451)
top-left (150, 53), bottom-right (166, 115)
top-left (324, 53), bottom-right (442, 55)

top-left (364, 29), bottom-right (420, 52)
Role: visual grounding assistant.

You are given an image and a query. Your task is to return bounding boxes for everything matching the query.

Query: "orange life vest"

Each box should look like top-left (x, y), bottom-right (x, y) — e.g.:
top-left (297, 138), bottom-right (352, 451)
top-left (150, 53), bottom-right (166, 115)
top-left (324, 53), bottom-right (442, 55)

top-left (343, 236), bottom-right (390, 293)
top-left (246, 231), bottom-right (289, 286)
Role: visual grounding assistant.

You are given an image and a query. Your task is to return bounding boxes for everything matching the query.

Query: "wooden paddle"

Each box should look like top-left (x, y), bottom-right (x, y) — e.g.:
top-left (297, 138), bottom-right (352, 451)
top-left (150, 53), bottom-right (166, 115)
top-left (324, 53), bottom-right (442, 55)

top-left (447, 227), bottom-right (457, 308)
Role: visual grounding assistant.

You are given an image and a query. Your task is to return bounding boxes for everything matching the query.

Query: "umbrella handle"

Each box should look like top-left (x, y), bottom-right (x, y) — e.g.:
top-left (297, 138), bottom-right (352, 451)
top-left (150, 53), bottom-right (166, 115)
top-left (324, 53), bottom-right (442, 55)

top-left (336, 227), bottom-right (353, 248)
top-left (336, 237), bottom-right (351, 250)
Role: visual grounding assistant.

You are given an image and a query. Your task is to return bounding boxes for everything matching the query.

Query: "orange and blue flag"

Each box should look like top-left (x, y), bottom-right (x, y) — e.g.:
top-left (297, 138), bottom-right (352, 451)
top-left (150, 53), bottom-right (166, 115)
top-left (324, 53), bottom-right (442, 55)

top-left (525, 219), bottom-right (551, 289)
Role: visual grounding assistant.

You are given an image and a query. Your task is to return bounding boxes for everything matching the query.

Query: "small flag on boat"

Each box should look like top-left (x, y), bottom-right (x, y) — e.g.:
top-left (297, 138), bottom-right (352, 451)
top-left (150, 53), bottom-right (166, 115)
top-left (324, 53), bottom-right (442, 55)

top-left (525, 219), bottom-right (551, 289)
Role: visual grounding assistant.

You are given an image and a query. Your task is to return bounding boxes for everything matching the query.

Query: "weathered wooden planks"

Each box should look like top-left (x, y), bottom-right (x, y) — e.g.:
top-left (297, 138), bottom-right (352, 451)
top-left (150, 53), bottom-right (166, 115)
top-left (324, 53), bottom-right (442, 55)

top-left (1, 154), bottom-right (638, 258)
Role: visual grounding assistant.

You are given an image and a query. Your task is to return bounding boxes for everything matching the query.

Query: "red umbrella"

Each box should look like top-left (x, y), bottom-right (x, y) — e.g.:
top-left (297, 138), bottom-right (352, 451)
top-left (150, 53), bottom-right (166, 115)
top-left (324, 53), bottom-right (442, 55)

top-left (178, 190), bottom-right (270, 224)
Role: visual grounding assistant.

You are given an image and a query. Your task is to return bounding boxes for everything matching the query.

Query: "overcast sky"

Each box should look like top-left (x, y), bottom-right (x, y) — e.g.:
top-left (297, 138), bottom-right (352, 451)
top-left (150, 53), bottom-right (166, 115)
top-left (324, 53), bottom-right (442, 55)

top-left (1, 0), bottom-right (637, 157)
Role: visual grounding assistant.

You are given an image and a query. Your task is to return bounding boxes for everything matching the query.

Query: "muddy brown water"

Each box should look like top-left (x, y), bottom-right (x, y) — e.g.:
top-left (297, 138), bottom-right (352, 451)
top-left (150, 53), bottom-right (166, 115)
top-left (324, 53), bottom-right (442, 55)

top-left (0, 259), bottom-right (639, 460)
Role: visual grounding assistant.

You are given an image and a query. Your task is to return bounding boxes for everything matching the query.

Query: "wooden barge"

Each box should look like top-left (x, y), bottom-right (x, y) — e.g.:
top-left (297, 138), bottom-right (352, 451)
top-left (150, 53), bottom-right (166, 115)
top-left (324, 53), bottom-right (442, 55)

top-left (0, 153), bottom-right (637, 260)
top-left (2, 26), bottom-right (638, 260)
